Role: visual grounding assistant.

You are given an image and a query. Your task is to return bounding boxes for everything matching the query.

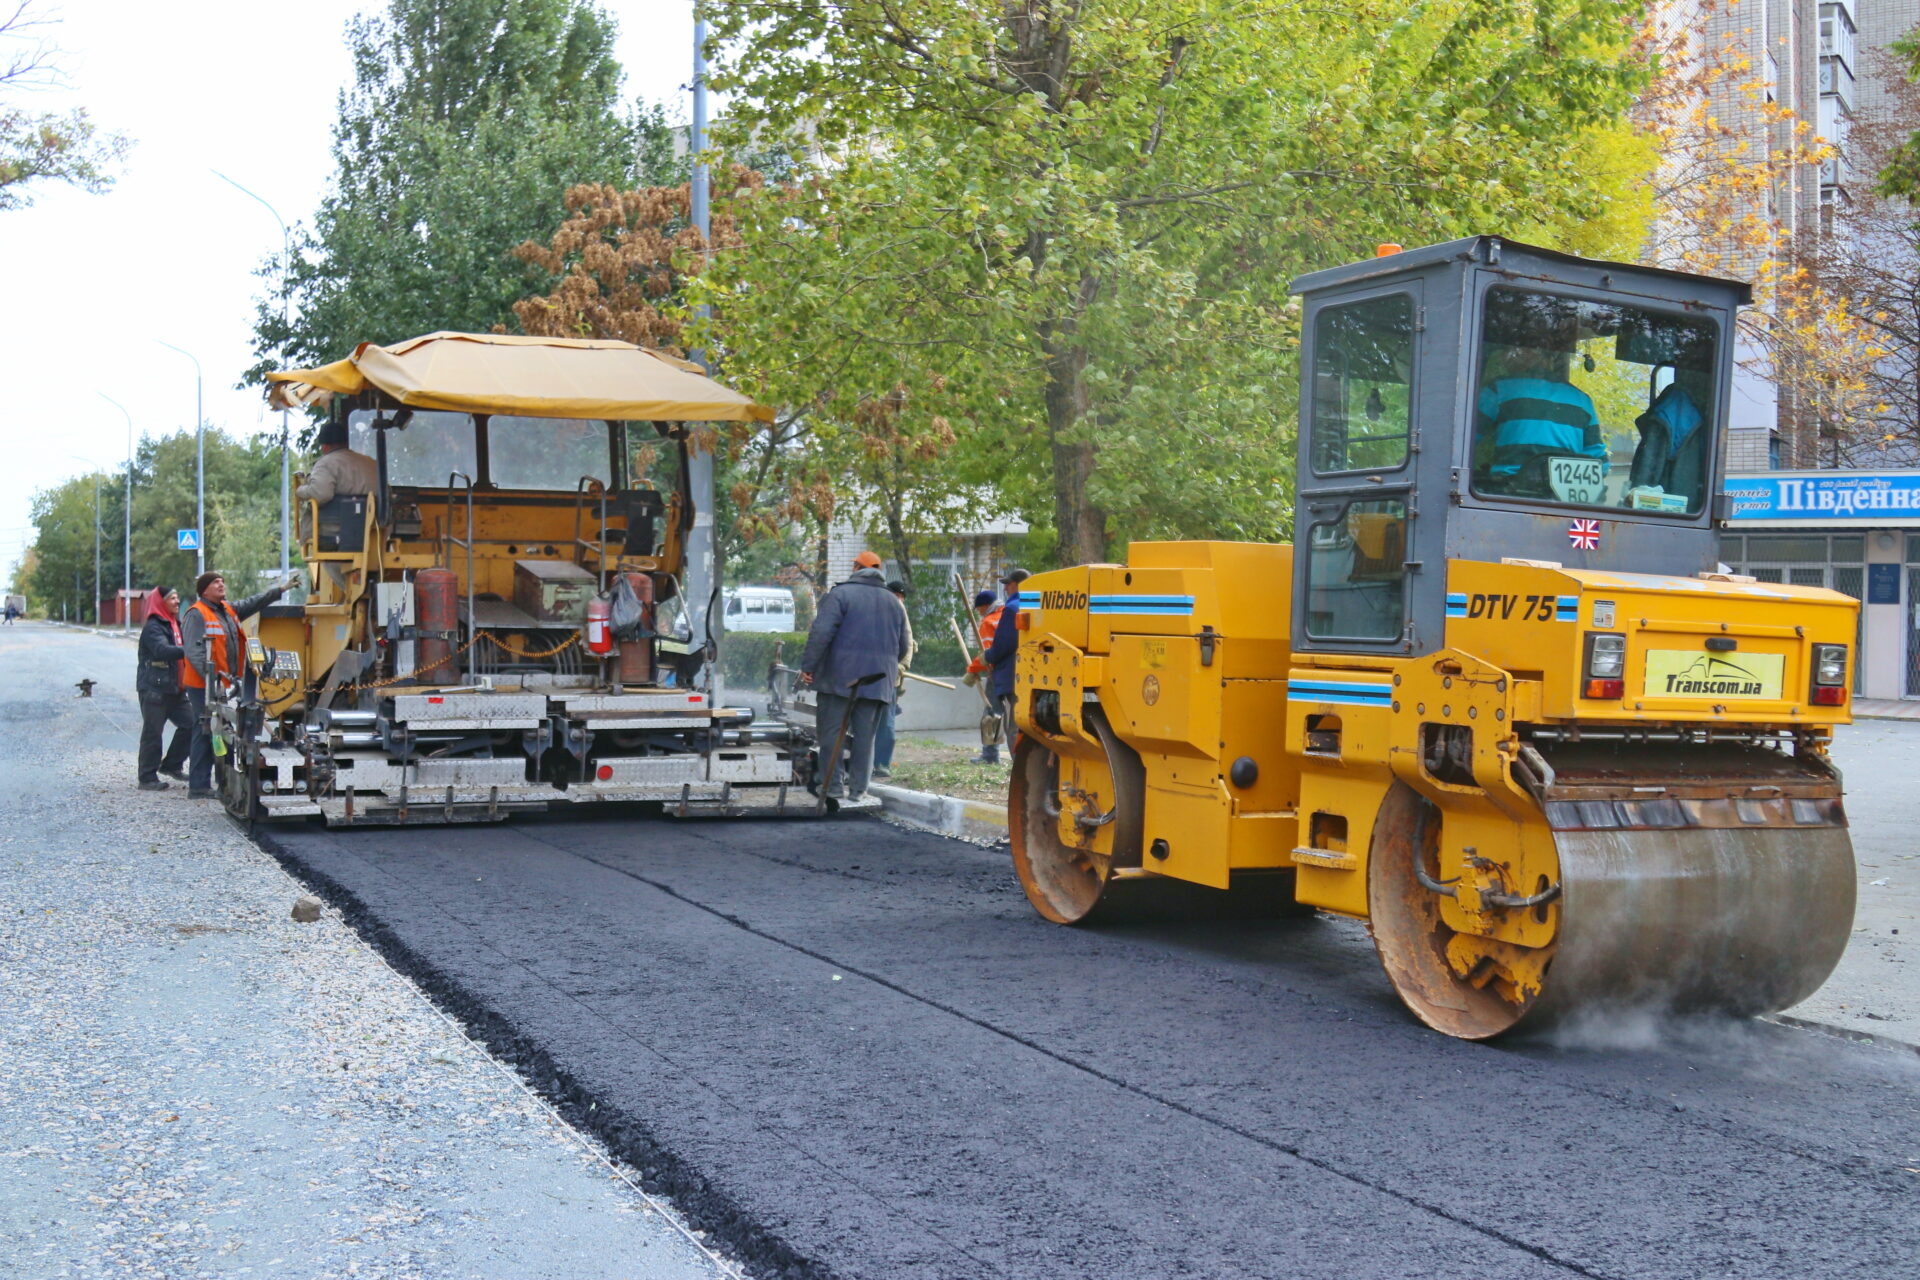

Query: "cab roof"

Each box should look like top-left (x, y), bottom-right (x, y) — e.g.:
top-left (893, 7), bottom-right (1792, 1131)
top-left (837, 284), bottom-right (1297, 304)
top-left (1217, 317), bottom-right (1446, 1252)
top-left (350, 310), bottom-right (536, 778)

top-left (1288, 236), bottom-right (1754, 306)
top-left (266, 331), bottom-right (774, 423)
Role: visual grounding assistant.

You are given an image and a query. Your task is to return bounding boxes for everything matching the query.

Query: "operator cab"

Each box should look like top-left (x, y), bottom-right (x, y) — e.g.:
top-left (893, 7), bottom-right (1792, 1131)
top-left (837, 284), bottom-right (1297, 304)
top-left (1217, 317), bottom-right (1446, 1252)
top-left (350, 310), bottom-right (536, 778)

top-left (1287, 236), bottom-right (1750, 655)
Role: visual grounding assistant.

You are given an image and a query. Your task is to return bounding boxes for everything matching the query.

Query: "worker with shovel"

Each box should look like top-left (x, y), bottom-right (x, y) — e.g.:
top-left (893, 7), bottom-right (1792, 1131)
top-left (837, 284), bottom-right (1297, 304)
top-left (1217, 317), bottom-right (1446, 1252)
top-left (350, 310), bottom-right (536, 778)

top-left (799, 550), bottom-right (910, 803)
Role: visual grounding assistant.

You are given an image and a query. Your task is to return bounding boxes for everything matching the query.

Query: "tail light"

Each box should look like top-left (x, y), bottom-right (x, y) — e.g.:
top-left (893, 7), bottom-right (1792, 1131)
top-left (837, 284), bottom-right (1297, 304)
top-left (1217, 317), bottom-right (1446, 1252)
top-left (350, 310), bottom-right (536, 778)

top-left (1583, 632), bottom-right (1625, 700)
top-left (1811, 644), bottom-right (1848, 705)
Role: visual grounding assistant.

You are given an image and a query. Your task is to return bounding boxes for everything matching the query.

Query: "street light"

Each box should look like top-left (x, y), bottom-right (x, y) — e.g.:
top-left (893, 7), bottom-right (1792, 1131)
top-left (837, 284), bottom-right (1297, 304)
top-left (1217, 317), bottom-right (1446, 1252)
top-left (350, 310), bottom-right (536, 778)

top-left (213, 169), bottom-right (292, 575)
top-left (155, 341), bottom-right (204, 577)
top-left (97, 393), bottom-right (135, 629)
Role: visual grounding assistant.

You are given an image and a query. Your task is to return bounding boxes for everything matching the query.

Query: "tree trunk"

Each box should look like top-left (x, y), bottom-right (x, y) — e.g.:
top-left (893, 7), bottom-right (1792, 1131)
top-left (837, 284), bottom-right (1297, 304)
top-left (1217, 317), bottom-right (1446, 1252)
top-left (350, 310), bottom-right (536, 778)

top-left (1043, 280), bottom-right (1109, 567)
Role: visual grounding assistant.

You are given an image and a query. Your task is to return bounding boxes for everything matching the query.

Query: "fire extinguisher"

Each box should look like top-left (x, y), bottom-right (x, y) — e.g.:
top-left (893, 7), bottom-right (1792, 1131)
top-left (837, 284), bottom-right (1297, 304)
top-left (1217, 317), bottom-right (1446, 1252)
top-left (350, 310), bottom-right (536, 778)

top-left (585, 594), bottom-right (613, 656)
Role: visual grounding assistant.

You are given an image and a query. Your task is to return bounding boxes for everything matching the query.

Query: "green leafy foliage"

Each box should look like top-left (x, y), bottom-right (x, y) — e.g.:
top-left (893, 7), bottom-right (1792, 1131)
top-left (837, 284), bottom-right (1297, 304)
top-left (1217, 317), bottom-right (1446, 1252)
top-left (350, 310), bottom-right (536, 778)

top-left (1880, 31), bottom-right (1920, 200)
top-left (0, 4), bottom-right (131, 211)
top-left (703, 0), bottom-right (1654, 566)
top-left (254, 0), bottom-right (649, 386)
top-left (25, 431), bottom-right (291, 618)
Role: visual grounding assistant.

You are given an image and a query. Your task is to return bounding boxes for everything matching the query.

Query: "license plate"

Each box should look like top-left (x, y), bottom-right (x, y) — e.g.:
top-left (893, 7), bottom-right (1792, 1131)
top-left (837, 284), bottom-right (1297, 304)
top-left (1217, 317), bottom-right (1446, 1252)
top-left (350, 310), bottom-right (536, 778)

top-left (1547, 457), bottom-right (1607, 504)
top-left (1643, 650), bottom-right (1784, 699)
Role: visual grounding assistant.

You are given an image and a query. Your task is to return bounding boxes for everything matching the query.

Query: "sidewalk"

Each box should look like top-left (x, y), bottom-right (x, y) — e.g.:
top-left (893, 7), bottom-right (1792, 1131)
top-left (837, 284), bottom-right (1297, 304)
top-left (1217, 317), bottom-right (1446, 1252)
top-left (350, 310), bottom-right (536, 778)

top-left (0, 623), bottom-right (737, 1280)
top-left (1852, 698), bottom-right (1920, 721)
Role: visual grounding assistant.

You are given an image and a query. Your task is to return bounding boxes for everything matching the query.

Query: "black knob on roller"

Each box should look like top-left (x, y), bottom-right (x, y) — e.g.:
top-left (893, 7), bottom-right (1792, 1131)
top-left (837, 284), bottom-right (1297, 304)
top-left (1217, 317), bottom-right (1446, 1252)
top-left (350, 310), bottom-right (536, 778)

top-left (1229, 756), bottom-right (1259, 789)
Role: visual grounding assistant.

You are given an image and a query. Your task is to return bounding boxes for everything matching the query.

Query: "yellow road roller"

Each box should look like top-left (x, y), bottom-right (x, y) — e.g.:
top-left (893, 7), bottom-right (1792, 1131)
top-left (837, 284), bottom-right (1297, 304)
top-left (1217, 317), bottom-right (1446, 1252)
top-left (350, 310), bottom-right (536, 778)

top-left (1009, 237), bottom-right (1858, 1038)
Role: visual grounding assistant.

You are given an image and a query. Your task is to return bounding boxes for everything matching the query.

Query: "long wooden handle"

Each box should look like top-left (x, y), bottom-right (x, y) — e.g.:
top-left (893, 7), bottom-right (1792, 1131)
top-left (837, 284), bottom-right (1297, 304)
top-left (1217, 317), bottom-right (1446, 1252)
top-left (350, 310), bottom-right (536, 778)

top-left (902, 670), bottom-right (955, 690)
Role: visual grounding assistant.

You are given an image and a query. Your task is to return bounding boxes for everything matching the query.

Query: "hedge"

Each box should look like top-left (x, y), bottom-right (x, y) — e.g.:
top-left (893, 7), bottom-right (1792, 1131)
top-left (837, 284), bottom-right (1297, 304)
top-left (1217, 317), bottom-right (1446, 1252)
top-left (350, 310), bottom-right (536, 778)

top-left (718, 631), bottom-right (809, 689)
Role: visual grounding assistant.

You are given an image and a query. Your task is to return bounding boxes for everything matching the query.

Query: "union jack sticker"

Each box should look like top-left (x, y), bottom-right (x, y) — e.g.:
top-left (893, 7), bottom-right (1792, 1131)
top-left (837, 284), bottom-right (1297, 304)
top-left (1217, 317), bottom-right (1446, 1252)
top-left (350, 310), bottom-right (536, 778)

top-left (1567, 519), bottom-right (1601, 551)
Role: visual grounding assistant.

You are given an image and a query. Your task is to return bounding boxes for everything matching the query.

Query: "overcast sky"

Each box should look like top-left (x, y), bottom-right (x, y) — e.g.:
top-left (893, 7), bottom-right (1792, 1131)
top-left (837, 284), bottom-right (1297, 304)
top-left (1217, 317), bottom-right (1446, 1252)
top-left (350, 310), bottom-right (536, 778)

top-left (0, 0), bottom-right (698, 579)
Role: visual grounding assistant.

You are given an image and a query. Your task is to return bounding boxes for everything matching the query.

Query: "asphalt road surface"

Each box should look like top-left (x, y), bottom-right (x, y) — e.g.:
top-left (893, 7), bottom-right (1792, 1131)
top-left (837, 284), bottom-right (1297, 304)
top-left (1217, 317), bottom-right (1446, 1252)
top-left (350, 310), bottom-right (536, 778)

top-left (261, 800), bottom-right (1920, 1280)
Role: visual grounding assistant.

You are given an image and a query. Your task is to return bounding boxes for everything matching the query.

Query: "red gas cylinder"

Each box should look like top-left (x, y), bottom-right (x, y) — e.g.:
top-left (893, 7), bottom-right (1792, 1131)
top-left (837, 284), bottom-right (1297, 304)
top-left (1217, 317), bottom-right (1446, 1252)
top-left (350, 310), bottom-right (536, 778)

top-left (585, 594), bottom-right (614, 656)
top-left (614, 572), bottom-right (655, 685)
top-left (413, 567), bottom-right (459, 685)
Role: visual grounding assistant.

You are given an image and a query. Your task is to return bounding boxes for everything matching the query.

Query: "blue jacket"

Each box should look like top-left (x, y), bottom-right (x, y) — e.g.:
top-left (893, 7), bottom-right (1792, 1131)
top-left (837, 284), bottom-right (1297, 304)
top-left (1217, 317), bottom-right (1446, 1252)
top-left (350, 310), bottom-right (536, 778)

top-left (1478, 377), bottom-right (1605, 477)
top-left (983, 591), bottom-right (1021, 699)
top-left (799, 568), bottom-right (909, 702)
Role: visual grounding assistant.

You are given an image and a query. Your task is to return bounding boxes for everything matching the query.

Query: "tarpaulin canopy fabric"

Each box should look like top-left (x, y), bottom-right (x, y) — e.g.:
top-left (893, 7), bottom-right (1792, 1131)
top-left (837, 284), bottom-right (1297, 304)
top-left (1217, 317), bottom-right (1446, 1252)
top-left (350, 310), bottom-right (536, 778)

top-left (266, 332), bottom-right (773, 423)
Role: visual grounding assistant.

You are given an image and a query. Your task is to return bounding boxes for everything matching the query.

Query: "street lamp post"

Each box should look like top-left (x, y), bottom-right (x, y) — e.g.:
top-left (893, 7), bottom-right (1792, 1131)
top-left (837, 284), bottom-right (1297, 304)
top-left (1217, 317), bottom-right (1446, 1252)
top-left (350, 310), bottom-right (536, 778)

top-left (213, 169), bottom-right (292, 575)
top-left (97, 394), bottom-right (135, 629)
top-left (156, 342), bottom-right (204, 577)
top-left (686, 7), bottom-right (718, 697)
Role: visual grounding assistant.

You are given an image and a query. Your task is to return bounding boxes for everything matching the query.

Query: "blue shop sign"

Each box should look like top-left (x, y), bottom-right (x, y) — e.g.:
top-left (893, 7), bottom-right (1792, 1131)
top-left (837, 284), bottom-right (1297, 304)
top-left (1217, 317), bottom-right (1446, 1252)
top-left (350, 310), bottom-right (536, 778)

top-left (1725, 472), bottom-right (1920, 523)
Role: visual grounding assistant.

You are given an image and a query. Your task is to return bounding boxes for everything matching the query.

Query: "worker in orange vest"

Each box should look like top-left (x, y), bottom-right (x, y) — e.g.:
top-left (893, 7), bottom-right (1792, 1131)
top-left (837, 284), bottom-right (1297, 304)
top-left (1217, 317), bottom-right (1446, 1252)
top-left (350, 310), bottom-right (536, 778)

top-left (181, 569), bottom-right (296, 799)
top-left (965, 590), bottom-right (1002, 675)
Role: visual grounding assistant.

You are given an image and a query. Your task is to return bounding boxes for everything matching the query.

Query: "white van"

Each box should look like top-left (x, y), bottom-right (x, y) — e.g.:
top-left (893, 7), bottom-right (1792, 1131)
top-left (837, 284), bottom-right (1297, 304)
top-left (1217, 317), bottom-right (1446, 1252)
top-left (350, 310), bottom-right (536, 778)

top-left (723, 586), bottom-right (797, 633)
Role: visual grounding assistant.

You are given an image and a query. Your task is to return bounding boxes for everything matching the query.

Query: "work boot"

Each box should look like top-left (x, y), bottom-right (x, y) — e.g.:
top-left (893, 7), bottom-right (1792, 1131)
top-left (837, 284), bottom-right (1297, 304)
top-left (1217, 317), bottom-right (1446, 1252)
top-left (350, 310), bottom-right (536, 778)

top-left (187, 788), bottom-right (217, 800)
top-left (872, 766), bottom-right (892, 779)
top-left (160, 768), bottom-right (187, 782)
top-left (137, 779), bottom-right (169, 792)
top-left (970, 750), bottom-right (999, 765)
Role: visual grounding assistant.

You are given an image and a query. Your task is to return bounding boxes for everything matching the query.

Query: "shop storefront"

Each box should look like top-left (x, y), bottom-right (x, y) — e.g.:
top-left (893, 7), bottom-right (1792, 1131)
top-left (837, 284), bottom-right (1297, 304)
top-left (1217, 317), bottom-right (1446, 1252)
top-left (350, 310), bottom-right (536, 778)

top-left (1722, 470), bottom-right (1920, 700)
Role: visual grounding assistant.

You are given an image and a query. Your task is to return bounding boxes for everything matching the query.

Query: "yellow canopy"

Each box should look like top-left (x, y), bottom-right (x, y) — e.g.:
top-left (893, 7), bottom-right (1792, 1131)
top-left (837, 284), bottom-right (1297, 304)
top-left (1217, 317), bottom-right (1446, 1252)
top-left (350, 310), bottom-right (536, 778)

top-left (266, 332), bottom-right (773, 423)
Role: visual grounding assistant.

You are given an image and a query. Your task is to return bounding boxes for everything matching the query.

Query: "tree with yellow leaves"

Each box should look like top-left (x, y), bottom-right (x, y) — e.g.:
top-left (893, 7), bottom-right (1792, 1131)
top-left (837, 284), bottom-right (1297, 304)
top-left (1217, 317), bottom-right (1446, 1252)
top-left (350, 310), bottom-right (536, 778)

top-left (1633, 1), bottom-right (1888, 463)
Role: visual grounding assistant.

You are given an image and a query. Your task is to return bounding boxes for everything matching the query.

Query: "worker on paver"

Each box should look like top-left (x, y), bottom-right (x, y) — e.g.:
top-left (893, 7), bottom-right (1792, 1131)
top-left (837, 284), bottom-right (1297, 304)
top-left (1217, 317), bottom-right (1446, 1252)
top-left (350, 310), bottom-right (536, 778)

top-left (799, 550), bottom-right (909, 802)
top-left (181, 570), bottom-right (296, 800)
top-left (294, 419), bottom-right (378, 507)
top-left (134, 585), bottom-right (191, 791)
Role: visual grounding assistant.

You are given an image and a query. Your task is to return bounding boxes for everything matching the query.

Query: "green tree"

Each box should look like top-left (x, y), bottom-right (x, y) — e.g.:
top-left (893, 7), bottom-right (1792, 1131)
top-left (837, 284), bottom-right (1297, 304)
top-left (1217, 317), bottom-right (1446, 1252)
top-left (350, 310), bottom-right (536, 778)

top-left (255, 0), bottom-right (641, 381)
top-left (0, 2), bottom-right (131, 211)
top-left (1880, 30), bottom-right (1920, 200)
top-left (704, 0), bottom-right (1654, 565)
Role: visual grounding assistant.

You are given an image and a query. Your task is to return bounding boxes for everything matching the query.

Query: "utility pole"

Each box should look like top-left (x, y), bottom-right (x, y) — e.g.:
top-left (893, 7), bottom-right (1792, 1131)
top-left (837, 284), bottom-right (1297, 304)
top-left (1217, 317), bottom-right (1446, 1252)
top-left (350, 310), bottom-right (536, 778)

top-left (157, 342), bottom-right (204, 577)
top-left (98, 394), bottom-right (135, 629)
top-left (213, 170), bottom-right (293, 575)
top-left (686, 4), bottom-right (720, 698)
top-left (92, 474), bottom-right (100, 624)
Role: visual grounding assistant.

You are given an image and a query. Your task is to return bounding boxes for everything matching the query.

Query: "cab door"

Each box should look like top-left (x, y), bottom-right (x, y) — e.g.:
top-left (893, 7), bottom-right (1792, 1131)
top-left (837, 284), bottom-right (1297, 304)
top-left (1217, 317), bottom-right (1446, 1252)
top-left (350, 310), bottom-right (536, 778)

top-left (1293, 284), bottom-right (1423, 656)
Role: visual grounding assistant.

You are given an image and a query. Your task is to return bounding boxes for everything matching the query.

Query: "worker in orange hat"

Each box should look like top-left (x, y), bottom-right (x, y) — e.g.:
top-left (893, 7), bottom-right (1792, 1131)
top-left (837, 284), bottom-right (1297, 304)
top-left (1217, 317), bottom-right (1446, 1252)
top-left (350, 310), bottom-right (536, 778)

top-left (798, 549), bottom-right (909, 802)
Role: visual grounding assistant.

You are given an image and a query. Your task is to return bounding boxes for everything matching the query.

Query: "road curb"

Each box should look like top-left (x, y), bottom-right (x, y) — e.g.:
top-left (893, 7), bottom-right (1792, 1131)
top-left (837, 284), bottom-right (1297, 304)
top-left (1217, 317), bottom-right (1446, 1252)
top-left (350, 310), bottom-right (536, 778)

top-left (869, 782), bottom-right (1008, 844)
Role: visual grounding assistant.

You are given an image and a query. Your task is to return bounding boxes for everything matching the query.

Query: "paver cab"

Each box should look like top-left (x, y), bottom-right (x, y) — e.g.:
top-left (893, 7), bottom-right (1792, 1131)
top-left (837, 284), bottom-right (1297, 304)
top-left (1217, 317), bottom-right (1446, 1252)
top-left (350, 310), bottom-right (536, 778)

top-left (211, 333), bottom-right (823, 826)
top-left (1010, 238), bottom-right (1860, 1037)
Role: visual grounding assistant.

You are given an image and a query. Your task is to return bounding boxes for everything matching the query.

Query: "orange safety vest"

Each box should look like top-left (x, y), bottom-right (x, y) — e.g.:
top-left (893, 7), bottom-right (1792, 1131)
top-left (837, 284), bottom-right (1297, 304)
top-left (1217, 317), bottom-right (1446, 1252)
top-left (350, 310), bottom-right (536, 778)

top-left (977, 606), bottom-right (1004, 647)
top-left (183, 598), bottom-right (242, 690)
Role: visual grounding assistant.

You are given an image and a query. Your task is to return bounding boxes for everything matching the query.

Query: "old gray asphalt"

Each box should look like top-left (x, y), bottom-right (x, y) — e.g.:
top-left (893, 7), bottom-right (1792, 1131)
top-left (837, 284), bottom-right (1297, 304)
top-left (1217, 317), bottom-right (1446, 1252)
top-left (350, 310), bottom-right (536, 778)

top-left (254, 716), bottom-right (1920, 1276)
top-left (0, 623), bottom-right (736, 1279)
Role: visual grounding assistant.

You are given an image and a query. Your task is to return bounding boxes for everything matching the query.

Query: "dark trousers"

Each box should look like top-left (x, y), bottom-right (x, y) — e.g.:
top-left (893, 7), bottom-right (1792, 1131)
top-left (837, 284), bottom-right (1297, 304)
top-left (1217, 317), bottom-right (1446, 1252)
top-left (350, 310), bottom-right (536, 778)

top-left (137, 692), bottom-right (192, 782)
top-left (874, 699), bottom-right (899, 770)
top-left (815, 693), bottom-right (885, 799)
top-left (187, 687), bottom-right (214, 792)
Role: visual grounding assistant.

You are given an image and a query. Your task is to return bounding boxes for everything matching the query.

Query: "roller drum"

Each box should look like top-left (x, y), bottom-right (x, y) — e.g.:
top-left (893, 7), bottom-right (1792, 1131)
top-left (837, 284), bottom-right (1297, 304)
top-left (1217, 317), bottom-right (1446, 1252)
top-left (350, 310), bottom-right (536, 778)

top-left (1524, 824), bottom-right (1855, 1027)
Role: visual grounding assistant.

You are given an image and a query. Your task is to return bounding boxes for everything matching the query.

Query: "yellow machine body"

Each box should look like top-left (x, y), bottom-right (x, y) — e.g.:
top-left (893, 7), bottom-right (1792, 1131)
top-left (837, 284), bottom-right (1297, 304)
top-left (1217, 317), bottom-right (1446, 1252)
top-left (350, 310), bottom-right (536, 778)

top-left (1013, 543), bottom-right (1858, 1036)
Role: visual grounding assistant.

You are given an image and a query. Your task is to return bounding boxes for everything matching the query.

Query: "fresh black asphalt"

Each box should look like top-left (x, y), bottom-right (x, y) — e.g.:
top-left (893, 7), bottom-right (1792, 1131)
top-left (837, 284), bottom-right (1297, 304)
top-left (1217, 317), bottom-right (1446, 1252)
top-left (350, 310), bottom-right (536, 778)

top-left (259, 810), bottom-right (1920, 1280)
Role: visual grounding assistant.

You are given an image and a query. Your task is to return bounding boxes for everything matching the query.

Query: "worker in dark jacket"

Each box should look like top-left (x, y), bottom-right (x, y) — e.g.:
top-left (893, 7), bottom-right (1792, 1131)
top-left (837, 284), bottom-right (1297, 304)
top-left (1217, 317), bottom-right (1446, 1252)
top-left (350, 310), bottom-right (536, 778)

top-left (181, 569), bottom-right (295, 799)
top-left (135, 585), bottom-right (191, 790)
top-left (975, 568), bottom-right (1028, 763)
top-left (799, 551), bottom-right (909, 801)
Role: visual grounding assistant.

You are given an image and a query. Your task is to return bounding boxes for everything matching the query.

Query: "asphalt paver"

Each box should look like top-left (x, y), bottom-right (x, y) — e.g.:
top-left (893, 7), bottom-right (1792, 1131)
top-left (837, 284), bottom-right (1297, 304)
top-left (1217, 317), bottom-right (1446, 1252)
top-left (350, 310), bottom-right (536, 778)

top-left (262, 790), bottom-right (1920, 1279)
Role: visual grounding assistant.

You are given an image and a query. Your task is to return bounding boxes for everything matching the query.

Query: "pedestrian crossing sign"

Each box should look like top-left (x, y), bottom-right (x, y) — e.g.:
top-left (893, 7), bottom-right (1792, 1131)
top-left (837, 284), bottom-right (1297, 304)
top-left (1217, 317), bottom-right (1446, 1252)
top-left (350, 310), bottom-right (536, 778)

top-left (177, 528), bottom-right (200, 551)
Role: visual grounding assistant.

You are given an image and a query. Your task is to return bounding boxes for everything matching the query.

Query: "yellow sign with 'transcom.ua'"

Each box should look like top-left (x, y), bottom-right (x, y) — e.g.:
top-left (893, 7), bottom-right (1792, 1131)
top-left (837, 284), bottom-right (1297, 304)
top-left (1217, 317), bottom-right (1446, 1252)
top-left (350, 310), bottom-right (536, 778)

top-left (1643, 650), bottom-right (1785, 700)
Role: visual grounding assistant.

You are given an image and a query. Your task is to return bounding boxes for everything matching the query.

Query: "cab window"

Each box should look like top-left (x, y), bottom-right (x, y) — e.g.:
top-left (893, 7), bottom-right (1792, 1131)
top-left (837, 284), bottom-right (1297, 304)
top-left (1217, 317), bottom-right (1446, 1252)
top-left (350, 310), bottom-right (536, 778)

top-left (489, 417), bottom-right (612, 491)
top-left (1304, 498), bottom-right (1408, 641)
top-left (349, 410), bottom-right (477, 489)
top-left (1310, 294), bottom-right (1415, 475)
top-left (1470, 286), bottom-right (1717, 515)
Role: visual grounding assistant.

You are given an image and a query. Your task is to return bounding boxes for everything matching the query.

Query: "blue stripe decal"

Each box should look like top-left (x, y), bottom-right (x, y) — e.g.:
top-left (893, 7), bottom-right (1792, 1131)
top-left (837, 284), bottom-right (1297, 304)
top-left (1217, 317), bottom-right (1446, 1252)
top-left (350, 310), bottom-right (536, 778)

top-left (1554, 594), bottom-right (1578, 621)
top-left (1088, 594), bottom-right (1196, 615)
top-left (1445, 591), bottom-right (1469, 619)
top-left (1288, 681), bottom-right (1391, 701)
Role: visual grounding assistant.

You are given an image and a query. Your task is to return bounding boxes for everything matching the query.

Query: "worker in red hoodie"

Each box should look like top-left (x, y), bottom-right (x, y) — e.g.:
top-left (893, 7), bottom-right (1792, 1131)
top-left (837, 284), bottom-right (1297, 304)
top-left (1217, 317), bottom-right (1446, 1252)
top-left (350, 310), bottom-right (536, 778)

top-left (135, 585), bottom-right (191, 791)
